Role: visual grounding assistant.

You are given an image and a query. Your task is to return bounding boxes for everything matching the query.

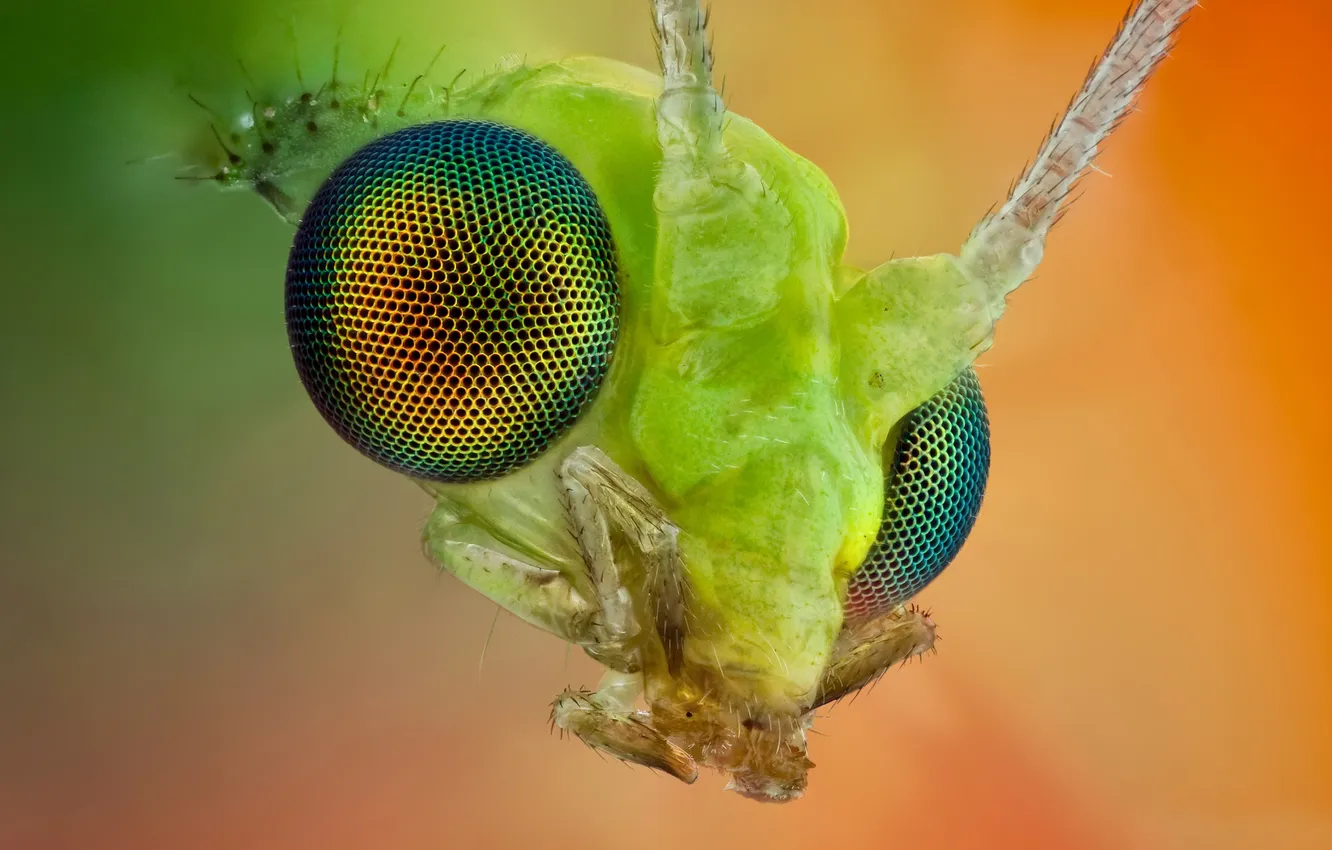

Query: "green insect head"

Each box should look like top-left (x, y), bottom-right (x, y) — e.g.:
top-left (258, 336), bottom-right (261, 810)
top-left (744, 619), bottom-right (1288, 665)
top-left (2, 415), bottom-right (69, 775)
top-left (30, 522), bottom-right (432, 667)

top-left (183, 0), bottom-right (1196, 801)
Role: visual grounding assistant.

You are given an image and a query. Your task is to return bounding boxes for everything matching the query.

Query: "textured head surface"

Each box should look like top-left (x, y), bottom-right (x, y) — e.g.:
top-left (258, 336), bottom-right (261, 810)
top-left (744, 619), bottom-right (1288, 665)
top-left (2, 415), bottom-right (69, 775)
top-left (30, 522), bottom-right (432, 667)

top-left (285, 119), bottom-right (619, 482)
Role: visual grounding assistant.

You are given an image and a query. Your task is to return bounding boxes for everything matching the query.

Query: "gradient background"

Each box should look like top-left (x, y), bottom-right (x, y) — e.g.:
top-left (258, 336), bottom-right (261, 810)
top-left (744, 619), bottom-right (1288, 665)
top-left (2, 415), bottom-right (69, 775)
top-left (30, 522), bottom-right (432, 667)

top-left (2, 1), bottom-right (1328, 848)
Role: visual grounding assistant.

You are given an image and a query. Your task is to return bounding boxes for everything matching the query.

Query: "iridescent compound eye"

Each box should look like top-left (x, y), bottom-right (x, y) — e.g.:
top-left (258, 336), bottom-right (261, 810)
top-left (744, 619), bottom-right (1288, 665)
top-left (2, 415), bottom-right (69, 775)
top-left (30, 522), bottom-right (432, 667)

top-left (285, 120), bottom-right (620, 482)
top-left (844, 368), bottom-right (991, 621)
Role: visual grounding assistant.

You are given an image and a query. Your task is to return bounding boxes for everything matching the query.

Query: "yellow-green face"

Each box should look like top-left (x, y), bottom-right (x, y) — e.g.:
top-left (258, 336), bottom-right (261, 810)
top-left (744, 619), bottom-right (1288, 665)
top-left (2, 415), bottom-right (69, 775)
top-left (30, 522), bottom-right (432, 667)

top-left (179, 0), bottom-right (1194, 797)
top-left (202, 56), bottom-right (990, 709)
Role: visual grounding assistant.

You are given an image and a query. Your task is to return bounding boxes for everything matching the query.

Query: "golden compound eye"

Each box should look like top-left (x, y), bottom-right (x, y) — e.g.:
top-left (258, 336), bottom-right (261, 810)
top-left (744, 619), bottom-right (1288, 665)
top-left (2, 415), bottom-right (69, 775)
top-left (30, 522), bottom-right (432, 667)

top-left (844, 368), bottom-right (991, 621)
top-left (285, 120), bottom-right (620, 482)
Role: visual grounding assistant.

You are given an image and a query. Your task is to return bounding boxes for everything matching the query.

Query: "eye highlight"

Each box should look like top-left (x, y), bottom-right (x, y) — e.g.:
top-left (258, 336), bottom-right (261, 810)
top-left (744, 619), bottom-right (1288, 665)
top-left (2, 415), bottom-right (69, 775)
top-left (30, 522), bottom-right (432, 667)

top-left (285, 120), bottom-right (620, 482)
top-left (845, 369), bottom-right (991, 621)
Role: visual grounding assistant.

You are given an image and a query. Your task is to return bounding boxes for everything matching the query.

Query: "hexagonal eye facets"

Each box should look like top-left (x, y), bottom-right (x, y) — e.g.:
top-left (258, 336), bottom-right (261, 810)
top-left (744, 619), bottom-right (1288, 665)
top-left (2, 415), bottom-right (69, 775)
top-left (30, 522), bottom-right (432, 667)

top-left (845, 369), bottom-right (991, 620)
top-left (285, 120), bottom-right (620, 482)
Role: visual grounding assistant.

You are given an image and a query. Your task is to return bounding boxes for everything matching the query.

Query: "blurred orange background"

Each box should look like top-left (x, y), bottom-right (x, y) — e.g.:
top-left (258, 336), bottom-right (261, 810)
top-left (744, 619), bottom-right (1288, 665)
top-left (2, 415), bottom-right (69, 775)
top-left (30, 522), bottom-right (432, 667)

top-left (1, 1), bottom-right (1328, 848)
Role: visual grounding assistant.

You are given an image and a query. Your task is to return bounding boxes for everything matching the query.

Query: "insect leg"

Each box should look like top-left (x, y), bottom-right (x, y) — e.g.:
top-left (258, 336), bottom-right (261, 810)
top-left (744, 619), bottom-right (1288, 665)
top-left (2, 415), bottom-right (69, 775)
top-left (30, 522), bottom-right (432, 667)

top-left (810, 606), bottom-right (937, 708)
top-left (422, 500), bottom-right (599, 646)
top-left (549, 449), bottom-right (701, 776)
top-left (550, 685), bottom-right (699, 783)
top-left (559, 446), bottom-right (689, 672)
top-left (559, 456), bottom-right (644, 665)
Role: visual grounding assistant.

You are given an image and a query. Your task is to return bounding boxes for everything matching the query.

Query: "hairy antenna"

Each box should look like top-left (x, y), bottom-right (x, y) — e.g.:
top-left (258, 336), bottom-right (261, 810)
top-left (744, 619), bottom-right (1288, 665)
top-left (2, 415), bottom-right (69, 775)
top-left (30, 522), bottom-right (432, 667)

top-left (652, 0), bottom-right (726, 170)
top-left (960, 0), bottom-right (1198, 308)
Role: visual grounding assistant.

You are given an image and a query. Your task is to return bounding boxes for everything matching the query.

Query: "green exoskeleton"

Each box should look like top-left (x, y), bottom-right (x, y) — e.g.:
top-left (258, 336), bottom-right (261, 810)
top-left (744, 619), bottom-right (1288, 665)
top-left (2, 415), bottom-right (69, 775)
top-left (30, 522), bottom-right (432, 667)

top-left (185, 0), bottom-right (1195, 800)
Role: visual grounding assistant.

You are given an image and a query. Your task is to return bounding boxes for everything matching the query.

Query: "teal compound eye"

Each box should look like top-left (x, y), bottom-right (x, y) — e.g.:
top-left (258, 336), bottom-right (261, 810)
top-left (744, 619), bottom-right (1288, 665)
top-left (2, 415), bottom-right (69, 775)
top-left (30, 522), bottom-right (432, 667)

top-left (845, 369), bottom-right (991, 621)
top-left (285, 120), bottom-right (620, 482)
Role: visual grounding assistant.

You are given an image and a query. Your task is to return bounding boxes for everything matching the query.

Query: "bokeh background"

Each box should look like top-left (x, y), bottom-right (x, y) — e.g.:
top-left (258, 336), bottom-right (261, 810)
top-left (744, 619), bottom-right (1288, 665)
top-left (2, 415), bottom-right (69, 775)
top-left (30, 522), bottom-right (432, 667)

top-left (2, 1), bottom-right (1328, 848)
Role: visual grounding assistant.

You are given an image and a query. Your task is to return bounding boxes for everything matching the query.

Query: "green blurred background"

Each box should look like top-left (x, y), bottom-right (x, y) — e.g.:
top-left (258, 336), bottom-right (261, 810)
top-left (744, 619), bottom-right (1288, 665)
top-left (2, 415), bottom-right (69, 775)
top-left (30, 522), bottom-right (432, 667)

top-left (3, 1), bottom-right (1330, 849)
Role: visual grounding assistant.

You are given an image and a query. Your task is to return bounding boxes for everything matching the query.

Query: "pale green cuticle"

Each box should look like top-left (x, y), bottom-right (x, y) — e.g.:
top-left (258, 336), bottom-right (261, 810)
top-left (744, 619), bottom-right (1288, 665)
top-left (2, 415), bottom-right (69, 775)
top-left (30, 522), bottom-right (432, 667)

top-left (477, 58), bottom-right (978, 704)
top-left (200, 0), bottom-right (1198, 793)
top-left (251, 56), bottom-right (986, 706)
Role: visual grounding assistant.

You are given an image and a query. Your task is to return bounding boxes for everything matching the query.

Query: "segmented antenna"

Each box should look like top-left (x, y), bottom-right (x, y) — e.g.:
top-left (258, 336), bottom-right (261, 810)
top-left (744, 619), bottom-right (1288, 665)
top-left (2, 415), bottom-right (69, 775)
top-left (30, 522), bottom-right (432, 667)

top-left (652, 0), bottom-right (726, 169)
top-left (961, 0), bottom-right (1198, 306)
